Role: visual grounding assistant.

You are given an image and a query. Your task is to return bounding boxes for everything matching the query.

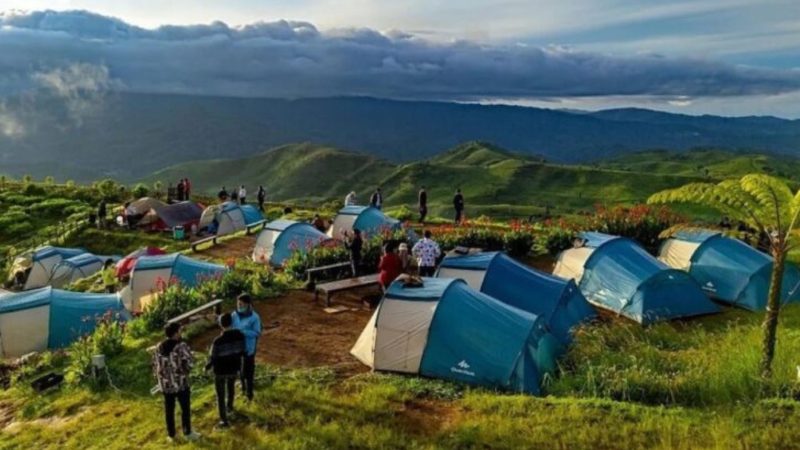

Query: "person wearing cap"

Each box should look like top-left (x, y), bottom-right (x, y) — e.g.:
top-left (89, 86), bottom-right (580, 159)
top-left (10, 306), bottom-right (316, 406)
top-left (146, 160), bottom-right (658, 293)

top-left (231, 294), bottom-right (262, 401)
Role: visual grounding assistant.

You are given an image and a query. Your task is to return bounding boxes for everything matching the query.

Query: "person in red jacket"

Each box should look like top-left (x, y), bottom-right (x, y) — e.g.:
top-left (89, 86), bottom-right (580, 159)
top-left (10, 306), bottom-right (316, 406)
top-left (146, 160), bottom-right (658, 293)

top-left (378, 241), bottom-right (403, 291)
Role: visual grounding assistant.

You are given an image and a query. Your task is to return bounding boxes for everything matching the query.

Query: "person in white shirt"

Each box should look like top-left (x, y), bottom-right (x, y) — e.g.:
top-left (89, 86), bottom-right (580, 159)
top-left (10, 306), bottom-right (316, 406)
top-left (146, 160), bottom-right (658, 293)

top-left (344, 191), bottom-right (357, 206)
top-left (412, 230), bottom-right (441, 277)
top-left (238, 185), bottom-right (247, 204)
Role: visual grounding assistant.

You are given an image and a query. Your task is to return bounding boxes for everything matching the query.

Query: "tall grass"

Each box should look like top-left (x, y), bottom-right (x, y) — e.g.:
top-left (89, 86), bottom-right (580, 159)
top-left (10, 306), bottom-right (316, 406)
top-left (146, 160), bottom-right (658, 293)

top-left (550, 305), bottom-right (800, 406)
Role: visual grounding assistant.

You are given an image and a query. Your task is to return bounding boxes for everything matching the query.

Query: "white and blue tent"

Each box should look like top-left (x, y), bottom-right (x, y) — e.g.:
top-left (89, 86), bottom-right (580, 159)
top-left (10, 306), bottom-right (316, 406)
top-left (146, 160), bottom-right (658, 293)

top-left (252, 220), bottom-right (333, 267)
top-left (48, 253), bottom-right (120, 289)
top-left (328, 206), bottom-right (401, 239)
top-left (351, 278), bottom-right (563, 395)
top-left (437, 251), bottom-right (595, 345)
top-left (15, 246), bottom-right (87, 290)
top-left (659, 230), bottom-right (800, 311)
top-left (0, 287), bottom-right (129, 358)
top-left (124, 253), bottom-right (227, 312)
top-left (553, 232), bottom-right (719, 325)
top-left (200, 201), bottom-right (264, 236)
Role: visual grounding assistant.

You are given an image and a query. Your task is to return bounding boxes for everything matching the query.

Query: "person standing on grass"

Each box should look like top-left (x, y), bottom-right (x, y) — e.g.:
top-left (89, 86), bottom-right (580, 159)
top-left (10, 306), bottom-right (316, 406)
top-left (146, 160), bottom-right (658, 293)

top-left (232, 294), bottom-right (262, 402)
top-left (184, 178), bottom-right (192, 200)
top-left (97, 199), bottom-right (107, 229)
top-left (344, 191), bottom-right (357, 207)
top-left (176, 179), bottom-right (185, 202)
top-left (344, 228), bottom-right (364, 276)
top-left (412, 230), bottom-right (441, 277)
top-left (238, 185), bottom-right (247, 205)
top-left (153, 323), bottom-right (200, 443)
top-left (378, 241), bottom-right (402, 291)
top-left (453, 188), bottom-right (465, 225)
top-left (205, 313), bottom-right (246, 428)
top-left (101, 259), bottom-right (117, 293)
top-left (257, 186), bottom-right (266, 212)
top-left (370, 188), bottom-right (383, 210)
top-left (418, 186), bottom-right (428, 224)
top-left (312, 214), bottom-right (327, 233)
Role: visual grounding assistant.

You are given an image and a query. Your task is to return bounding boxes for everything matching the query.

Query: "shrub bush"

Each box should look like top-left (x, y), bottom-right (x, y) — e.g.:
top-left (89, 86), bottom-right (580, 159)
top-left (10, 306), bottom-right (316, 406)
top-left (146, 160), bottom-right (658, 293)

top-left (140, 283), bottom-right (205, 332)
top-left (65, 314), bottom-right (127, 386)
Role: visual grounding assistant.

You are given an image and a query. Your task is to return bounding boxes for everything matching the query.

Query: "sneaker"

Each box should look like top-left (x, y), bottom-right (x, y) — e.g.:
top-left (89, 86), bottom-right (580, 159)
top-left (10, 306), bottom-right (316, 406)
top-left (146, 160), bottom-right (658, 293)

top-left (166, 436), bottom-right (175, 444)
top-left (185, 431), bottom-right (201, 441)
top-left (217, 421), bottom-right (230, 429)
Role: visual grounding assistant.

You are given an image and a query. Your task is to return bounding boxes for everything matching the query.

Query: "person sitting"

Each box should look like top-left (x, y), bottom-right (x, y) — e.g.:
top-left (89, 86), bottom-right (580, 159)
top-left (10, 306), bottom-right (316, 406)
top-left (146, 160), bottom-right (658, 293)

top-left (378, 241), bottom-right (402, 291)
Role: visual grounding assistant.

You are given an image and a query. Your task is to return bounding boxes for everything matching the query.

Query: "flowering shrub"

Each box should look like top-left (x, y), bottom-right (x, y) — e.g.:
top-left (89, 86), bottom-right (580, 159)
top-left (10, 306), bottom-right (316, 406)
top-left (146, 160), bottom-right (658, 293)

top-left (537, 204), bottom-right (683, 256)
top-left (141, 283), bottom-right (205, 332)
top-left (588, 204), bottom-right (684, 253)
top-left (65, 313), bottom-right (127, 385)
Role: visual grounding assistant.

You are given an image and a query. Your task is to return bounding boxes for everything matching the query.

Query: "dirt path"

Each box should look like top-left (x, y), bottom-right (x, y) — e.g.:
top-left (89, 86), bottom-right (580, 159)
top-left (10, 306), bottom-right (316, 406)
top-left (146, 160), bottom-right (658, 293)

top-left (191, 234), bottom-right (258, 262)
top-left (192, 287), bottom-right (376, 376)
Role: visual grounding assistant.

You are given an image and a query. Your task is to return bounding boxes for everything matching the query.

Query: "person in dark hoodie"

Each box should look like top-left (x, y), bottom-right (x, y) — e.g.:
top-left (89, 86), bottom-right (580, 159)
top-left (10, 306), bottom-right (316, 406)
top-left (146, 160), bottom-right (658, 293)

top-left (153, 323), bottom-right (200, 443)
top-left (205, 313), bottom-right (246, 428)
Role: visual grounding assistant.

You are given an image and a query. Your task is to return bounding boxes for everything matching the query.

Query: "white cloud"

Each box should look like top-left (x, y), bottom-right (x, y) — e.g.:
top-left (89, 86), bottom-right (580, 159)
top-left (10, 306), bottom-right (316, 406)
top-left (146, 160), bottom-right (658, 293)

top-left (0, 102), bottom-right (24, 138)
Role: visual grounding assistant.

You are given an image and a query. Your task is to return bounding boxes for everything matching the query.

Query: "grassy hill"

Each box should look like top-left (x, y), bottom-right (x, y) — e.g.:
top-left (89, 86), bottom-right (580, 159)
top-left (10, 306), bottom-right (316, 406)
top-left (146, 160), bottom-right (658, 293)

top-left (601, 148), bottom-right (800, 182)
top-left (147, 142), bottom-right (730, 218)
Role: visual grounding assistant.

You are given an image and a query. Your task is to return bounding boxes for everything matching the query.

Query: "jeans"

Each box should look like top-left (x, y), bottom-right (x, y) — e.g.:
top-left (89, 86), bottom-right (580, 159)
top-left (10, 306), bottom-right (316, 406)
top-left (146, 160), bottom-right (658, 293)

top-left (163, 388), bottom-right (191, 438)
top-left (214, 377), bottom-right (236, 423)
top-left (455, 208), bottom-right (463, 224)
top-left (241, 355), bottom-right (256, 400)
top-left (419, 206), bottom-right (427, 223)
top-left (419, 266), bottom-right (436, 277)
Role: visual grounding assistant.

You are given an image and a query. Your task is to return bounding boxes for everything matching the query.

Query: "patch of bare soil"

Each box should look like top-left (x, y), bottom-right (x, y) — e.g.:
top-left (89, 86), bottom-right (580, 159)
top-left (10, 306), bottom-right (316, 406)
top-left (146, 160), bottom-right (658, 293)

top-left (192, 234), bottom-right (258, 261)
top-left (396, 399), bottom-right (460, 436)
top-left (191, 287), bottom-right (378, 376)
top-left (0, 401), bottom-right (16, 430)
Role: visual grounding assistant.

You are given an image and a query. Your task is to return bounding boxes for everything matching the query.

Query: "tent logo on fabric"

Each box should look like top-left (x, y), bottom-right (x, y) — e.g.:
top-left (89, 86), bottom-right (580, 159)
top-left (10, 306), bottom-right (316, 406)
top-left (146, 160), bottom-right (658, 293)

top-left (451, 360), bottom-right (475, 377)
top-left (703, 281), bottom-right (717, 293)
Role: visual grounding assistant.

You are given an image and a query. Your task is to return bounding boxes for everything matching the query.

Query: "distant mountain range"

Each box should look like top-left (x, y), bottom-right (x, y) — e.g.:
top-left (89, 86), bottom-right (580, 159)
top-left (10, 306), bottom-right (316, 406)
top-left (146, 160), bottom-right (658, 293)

top-left (0, 93), bottom-right (798, 182)
top-left (145, 142), bottom-right (800, 217)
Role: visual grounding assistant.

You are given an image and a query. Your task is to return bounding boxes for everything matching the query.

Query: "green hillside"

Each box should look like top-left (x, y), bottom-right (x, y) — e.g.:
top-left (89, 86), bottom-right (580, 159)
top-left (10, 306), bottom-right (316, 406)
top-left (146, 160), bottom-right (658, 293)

top-left (601, 149), bottom-right (800, 182)
top-left (147, 142), bottom-right (800, 218)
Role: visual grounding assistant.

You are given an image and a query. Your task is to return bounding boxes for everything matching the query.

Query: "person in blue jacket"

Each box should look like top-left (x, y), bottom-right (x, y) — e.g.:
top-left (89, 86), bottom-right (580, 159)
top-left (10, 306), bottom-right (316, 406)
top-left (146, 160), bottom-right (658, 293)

top-left (231, 293), bottom-right (262, 401)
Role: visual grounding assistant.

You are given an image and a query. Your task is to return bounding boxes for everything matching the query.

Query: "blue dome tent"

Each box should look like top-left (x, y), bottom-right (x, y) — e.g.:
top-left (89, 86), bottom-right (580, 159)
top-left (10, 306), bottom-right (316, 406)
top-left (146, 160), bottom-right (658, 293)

top-left (329, 206), bottom-right (401, 239)
top-left (200, 201), bottom-right (264, 236)
top-left (437, 251), bottom-right (595, 344)
top-left (253, 220), bottom-right (333, 267)
top-left (351, 278), bottom-right (563, 395)
top-left (49, 253), bottom-right (120, 289)
top-left (125, 253), bottom-right (227, 312)
top-left (553, 232), bottom-right (719, 325)
top-left (659, 230), bottom-right (800, 311)
top-left (12, 246), bottom-right (87, 291)
top-left (0, 287), bottom-right (129, 358)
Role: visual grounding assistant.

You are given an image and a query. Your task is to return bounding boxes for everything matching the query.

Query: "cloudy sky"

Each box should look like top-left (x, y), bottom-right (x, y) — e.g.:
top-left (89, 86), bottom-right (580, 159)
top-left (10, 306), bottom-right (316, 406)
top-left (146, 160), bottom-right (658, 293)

top-left (0, 1), bottom-right (799, 117)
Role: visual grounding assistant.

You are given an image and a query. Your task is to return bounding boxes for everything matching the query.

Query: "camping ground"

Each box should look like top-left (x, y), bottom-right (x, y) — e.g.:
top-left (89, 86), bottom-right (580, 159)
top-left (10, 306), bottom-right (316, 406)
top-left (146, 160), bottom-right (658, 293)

top-left (1, 179), bottom-right (800, 449)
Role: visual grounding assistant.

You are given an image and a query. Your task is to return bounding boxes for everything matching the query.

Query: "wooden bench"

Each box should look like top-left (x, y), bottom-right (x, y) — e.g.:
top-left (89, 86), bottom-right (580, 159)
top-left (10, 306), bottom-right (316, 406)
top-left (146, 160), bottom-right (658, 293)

top-left (167, 299), bottom-right (223, 325)
top-left (305, 261), bottom-right (354, 284)
top-left (314, 274), bottom-right (381, 307)
top-left (191, 235), bottom-right (218, 252)
top-left (246, 220), bottom-right (267, 235)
